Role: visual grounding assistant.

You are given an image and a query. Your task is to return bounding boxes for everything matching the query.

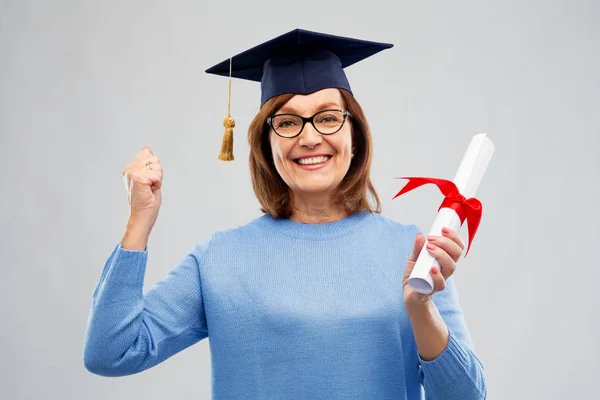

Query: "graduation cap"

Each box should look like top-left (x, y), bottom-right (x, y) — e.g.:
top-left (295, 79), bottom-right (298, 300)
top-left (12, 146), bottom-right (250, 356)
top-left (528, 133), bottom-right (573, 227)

top-left (206, 28), bottom-right (393, 161)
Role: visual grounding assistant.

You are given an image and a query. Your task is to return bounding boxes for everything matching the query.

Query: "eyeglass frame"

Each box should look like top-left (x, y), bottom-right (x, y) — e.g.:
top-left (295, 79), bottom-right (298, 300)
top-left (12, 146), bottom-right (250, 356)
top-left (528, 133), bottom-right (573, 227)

top-left (266, 109), bottom-right (352, 138)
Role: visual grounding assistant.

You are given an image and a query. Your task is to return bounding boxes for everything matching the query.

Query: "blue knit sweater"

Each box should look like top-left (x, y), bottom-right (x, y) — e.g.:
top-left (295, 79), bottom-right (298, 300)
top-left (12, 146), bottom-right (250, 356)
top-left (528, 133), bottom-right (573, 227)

top-left (83, 210), bottom-right (486, 399)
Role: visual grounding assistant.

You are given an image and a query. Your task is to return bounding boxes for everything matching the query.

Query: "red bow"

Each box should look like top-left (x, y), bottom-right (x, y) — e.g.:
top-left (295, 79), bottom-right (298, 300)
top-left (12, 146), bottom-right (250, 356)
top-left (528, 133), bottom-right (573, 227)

top-left (393, 177), bottom-right (482, 257)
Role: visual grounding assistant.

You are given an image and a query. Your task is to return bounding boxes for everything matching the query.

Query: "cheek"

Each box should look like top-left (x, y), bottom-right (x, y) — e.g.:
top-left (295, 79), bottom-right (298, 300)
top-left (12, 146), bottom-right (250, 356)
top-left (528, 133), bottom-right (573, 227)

top-left (270, 134), bottom-right (290, 168)
top-left (271, 141), bottom-right (284, 164)
top-left (336, 130), bottom-right (353, 160)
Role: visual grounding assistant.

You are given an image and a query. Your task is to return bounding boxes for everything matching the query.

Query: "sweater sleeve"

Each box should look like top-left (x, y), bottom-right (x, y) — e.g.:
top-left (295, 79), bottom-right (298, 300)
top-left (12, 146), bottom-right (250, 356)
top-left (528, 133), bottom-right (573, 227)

top-left (418, 276), bottom-right (487, 399)
top-left (82, 240), bottom-right (210, 377)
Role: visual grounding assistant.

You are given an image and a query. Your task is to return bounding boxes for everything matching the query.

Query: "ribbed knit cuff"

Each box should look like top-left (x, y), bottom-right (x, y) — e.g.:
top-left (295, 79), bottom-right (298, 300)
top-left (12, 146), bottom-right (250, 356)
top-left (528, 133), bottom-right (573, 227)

top-left (418, 329), bottom-right (471, 384)
top-left (105, 244), bottom-right (148, 286)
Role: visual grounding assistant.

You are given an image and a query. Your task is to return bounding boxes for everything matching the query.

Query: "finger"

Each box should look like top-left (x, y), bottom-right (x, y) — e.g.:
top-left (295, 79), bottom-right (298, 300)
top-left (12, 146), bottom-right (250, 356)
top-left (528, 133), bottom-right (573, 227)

top-left (430, 266), bottom-right (446, 293)
top-left (442, 227), bottom-right (465, 251)
top-left (148, 170), bottom-right (163, 190)
top-left (141, 146), bottom-right (154, 156)
top-left (140, 155), bottom-right (161, 170)
top-left (425, 242), bottom-right (456, 280)
top-left (125, 169), bottom-right (162, 189)
top-left (139, 154), bottom-right (160, 165)
top-left (134, 146), bottom-right (154, 162)
top-left (140, 170), bottom-right (162, 188)
top-left (150, 161), bottom-right (163, 174)
top-left (427, 234), bottom-right (462, 262)
top-left (408, 232), bottom-right (426, 263)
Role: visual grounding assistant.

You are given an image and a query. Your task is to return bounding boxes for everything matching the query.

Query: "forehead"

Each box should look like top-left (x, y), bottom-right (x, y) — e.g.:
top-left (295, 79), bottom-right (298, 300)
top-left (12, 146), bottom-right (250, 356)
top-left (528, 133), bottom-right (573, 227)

top-left (279, 88), bottom-right (343, 113)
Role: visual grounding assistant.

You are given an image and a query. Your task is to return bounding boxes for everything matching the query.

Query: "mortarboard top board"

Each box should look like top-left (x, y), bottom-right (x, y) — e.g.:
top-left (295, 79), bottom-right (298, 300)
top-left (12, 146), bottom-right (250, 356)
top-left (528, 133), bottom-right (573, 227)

top-left (206, 28), bottom-right (394, 161)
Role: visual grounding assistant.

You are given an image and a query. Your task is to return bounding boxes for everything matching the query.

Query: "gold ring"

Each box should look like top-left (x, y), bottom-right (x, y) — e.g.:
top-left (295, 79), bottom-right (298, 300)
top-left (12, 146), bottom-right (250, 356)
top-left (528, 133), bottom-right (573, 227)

top-left (145, 161), bottom-right (152, 170)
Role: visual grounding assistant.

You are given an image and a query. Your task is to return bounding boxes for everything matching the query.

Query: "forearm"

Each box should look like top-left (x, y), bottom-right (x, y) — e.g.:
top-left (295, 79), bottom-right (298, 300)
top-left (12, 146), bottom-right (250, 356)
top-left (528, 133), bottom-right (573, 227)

top-left (407, 301), bottom-right (486, 399)
top-left (84, 244), bottom-right (151, 376)
top-left (406, 301), bottom-right (449, 361)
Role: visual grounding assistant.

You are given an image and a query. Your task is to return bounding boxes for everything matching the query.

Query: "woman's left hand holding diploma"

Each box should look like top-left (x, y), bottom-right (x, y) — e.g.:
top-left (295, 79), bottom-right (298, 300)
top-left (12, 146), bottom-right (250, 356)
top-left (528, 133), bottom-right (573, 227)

top-left (402, 227), bottom-right (466, 361)
top-left (403, 227), bottom-right (465, 307)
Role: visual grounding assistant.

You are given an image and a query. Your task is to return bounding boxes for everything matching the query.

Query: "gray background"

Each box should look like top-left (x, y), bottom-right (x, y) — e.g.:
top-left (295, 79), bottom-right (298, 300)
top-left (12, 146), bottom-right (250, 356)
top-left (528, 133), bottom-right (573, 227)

top-left (1, 0), bottom-right (598, 399)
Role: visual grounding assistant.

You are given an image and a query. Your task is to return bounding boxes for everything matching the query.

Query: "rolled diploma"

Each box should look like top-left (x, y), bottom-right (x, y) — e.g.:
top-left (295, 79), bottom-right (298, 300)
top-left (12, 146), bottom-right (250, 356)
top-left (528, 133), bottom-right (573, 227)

top-left (408, 133), bottom-right (495, 294)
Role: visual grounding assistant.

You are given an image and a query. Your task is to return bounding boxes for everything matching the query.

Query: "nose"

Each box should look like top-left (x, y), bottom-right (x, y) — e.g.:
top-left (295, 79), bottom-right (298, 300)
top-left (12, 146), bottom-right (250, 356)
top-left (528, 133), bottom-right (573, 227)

top-left (297, 121), bottom-right (322, 148)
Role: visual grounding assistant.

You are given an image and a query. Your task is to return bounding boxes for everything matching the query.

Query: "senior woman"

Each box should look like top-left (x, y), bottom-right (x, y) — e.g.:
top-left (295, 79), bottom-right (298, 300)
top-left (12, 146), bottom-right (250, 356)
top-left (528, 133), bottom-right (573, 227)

top-left (83, 29), bottom-right (487, 399)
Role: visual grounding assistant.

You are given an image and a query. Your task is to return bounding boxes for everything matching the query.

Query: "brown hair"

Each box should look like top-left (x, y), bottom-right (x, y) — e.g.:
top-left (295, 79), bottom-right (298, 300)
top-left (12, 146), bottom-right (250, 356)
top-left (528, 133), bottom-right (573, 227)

top-left (248, 89), bottom-right (381, 218)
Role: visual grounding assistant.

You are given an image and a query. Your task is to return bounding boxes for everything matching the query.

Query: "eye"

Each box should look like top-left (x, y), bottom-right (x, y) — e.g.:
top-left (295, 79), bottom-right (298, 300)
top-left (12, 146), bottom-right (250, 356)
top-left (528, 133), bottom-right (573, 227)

top-left (277, 118), bottom-right (300, 128)
top-left (316, 112), bottom-right (342, 123)
top-left (272, 115), bottom-right (300, 128)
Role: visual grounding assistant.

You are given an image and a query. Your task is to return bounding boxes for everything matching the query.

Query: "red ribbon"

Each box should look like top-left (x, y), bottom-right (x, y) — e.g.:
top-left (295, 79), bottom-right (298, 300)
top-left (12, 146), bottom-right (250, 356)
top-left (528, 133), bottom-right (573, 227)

top-left (393, 177), bottom-right (482, 257)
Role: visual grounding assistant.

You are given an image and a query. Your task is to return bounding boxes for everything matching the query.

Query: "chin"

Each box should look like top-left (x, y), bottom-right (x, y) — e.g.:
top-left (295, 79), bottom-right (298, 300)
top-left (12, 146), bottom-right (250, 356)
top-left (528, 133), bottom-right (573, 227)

top-left (295, 179), bottom-right (339, 194)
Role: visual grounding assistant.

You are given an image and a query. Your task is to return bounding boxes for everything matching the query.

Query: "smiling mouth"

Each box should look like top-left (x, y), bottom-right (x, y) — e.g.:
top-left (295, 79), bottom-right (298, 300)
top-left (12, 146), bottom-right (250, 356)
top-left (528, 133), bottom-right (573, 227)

top-left (293, 155), bottom-right (332, 166)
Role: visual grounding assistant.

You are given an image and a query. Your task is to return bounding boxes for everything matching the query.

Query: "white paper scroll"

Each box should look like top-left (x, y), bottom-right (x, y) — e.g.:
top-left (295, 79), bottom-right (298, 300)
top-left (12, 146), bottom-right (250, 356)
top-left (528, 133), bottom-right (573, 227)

top-left (408, 133), bottom-right (495, 294)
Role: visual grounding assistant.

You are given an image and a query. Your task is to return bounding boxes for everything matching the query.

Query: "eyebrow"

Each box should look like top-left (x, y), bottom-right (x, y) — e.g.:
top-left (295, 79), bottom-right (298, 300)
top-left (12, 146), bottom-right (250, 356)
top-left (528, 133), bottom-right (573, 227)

top-left (278, 101), bottom-right (342, 114)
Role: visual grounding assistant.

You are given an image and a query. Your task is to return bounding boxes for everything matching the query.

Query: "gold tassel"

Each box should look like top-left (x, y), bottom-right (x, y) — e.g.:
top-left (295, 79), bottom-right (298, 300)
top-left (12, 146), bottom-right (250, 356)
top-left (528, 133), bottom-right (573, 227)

top-left (219, 116), bottom-right (235, 161)
top-left (218, 57), bottom-right (235, 161)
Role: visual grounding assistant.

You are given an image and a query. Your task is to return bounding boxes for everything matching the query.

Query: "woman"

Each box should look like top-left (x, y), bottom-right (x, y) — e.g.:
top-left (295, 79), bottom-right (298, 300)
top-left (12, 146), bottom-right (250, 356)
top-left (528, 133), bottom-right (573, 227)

top-left (83, 29), bottom-right (487, 399)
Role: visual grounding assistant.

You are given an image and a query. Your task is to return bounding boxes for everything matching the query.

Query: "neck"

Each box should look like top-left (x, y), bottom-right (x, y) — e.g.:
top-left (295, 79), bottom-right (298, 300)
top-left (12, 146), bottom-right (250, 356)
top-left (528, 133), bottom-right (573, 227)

top-left (288, 191), bottom-right (348, 224)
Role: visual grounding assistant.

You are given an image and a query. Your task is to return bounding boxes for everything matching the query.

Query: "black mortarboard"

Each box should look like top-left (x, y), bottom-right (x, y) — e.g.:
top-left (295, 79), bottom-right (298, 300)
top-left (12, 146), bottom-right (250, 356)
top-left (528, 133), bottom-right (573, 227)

top-left (206, 28), bottom-right (393, 161)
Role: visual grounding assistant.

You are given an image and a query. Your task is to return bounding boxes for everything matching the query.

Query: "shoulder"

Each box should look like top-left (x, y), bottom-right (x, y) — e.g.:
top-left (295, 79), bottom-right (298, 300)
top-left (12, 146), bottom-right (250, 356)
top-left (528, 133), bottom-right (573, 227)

top-left (367, 212), bottom-right (422, 239)
top-left (355, 212), bottom-right (421, 261)
top-left (188, 213), bottom-right (270, 260)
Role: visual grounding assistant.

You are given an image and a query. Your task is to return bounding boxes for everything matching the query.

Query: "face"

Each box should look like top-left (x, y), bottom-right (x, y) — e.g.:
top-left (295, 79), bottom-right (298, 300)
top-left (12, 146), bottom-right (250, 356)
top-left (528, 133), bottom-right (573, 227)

top-left (269, 88), bottom-right (353, 199)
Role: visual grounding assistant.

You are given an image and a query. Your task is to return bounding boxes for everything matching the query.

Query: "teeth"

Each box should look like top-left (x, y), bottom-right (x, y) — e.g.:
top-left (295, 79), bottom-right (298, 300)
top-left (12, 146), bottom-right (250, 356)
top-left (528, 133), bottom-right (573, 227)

top-left (297, 156), bottom-right (330, 165)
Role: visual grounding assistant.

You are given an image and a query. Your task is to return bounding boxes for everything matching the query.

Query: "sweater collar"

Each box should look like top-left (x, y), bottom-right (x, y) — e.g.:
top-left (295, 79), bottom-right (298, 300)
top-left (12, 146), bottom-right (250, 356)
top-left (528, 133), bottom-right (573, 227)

top-left (258, 210), bottom-right (374, 240)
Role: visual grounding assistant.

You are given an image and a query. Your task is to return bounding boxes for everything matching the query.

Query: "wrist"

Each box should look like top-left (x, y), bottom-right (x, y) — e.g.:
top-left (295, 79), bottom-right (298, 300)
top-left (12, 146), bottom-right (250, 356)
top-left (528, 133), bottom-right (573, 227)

top-left (121, 217), bottom-right (153, 250)
top-left (405, 299), bottom-right (435, 319)
top-left (127, 212), bottom-right (156, 231)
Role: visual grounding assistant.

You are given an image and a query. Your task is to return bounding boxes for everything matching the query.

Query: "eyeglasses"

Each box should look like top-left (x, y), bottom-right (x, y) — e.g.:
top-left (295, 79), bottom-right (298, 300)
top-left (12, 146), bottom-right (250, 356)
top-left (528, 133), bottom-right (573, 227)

top-left (267, 109), bottom-right (352, 138)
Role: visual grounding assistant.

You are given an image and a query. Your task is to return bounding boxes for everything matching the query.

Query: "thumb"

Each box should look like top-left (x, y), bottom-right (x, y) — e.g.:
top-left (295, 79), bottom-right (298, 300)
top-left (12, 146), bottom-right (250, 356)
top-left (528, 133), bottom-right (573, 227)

top-left (404, 232), bottom-right (425, 281)
top-left (408, 232), bottom-right (426, 264)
